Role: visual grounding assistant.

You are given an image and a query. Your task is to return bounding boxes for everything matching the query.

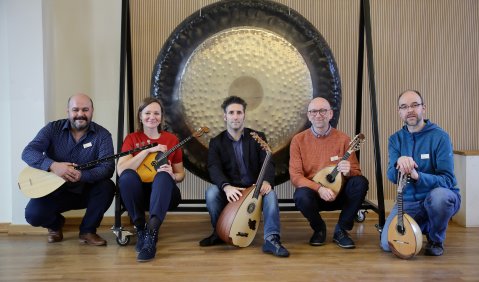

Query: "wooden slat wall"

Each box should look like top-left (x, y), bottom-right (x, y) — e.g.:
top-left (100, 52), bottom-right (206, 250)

top-left (128, 0), bottom-right (479, 206)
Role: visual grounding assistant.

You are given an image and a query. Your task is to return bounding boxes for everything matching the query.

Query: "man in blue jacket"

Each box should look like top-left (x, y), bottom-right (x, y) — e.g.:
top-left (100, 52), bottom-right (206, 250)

top-left (380, 90), bottom-right (461, 256)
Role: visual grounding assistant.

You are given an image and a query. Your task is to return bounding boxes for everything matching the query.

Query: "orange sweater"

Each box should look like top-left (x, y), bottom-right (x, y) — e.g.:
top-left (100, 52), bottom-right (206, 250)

top-left (289, 128), bottom-right (362, 191)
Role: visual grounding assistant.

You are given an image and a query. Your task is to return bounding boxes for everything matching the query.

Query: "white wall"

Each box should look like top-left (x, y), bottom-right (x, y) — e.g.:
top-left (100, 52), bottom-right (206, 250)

top-left (1, 0), bottom-right (121, 224)
top-left (0, 0), bottom-right (46, 224)
top-left (0, 0), bottom-right (13, 223)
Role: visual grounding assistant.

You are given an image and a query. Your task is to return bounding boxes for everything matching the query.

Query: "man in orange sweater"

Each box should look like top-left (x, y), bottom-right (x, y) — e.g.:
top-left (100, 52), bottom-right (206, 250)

top-left (289, 97), bottom-right (369, 249)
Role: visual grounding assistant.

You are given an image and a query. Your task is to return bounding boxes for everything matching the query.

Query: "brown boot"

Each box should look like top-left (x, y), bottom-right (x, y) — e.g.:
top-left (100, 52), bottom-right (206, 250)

top-left (47, 217), bottom-right (65, 243)
top-left (79, 233), bottom-right (107, 246)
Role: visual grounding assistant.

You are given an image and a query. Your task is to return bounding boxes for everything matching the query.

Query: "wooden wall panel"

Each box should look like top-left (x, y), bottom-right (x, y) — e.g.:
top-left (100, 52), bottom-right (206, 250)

top-left (128, 0), bottom-right (479, 207)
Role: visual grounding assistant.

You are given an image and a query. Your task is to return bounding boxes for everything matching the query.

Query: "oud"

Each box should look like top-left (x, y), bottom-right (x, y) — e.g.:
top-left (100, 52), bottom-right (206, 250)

top-left (387, 172), bottom-right (423, 259)
top-left (136, 127), bottom-right (209, 182)
top-left (312, 133), bottom-right (365, 194)
top-left (216, 132), bottom-right (271, 248)
top-left (18, 143), bottom-right (157, 198)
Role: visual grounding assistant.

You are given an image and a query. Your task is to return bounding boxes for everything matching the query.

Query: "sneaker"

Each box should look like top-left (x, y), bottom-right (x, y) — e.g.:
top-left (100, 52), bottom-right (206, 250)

top-left (310, 220), bottom-right (327, 246)
top-left (333, 228), bottom-right (355, 249)
top-left (135, 229), bottom-right (147, 253)
top-left (199, 232), bottom-right (223, 247)
top-left (262, 235), bottom-right (290, 257)
top-left (425, 241), bottom-right (444, 256)
top-left (137, 230), bottom-right (158, 262)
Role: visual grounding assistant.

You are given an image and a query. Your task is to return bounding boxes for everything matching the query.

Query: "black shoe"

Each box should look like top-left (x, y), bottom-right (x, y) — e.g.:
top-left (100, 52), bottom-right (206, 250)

top-left (262, 235), bottom-right (290, 257)
top-left (310, 222), bottom-right (326, 246)
top-left (199, 232), bottom-right (223, 247)
top-left (333, 228), bottom-right (355, 249)
top-left (137, 229), bottom-right (158, 262)
top-left (135, 229), bottom-right (147, 253)
top-left (425, 241), bottom-right (444, 256)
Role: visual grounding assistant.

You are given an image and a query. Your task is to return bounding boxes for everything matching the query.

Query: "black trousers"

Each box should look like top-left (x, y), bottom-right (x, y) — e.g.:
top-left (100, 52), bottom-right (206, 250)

top-left (25, 179), bottom-right (115, 234)
top-left (293, 175), bottom-right (369, 231)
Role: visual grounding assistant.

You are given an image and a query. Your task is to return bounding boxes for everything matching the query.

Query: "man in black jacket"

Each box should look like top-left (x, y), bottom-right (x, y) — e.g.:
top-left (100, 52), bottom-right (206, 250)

top-left (199, 96), bottom-right (289, 257)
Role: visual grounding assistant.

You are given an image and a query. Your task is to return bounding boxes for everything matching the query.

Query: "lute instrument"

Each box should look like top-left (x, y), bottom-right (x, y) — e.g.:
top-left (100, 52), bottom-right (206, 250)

top-left (136, 127), bottom-right (209, 182)
top-left (312, 133), bottom-right (365, 194)
top-left (18, 143), bottom-right (157, 198)
top-left (387, 172), bottom-right (423, 259)
top-left (216, 132), bottom-right (272, 248)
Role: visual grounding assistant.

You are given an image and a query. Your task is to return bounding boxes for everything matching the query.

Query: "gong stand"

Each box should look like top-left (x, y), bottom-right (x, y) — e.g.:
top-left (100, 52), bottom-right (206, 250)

top-left (355, 0), bottom-right (386, 229)
top-left (115, 0), bottom-right (385, 230)
top-left (113, 0), bottom-right (134, 235)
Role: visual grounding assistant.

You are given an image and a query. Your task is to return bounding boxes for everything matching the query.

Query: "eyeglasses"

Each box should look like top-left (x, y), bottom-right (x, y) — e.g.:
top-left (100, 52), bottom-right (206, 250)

top-left (308, 109), bottom-right (330, 116)
top-left (398, 103), bottom-right (423, 111)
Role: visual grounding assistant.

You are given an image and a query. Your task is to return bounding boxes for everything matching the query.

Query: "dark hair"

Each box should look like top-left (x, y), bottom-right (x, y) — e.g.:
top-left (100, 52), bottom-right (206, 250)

top-left (221, 96), bottom-right (247, 113)
top-left (137, 97), bottom-right (164, 132)
top-left (398, 89), bottom-right (424, 105)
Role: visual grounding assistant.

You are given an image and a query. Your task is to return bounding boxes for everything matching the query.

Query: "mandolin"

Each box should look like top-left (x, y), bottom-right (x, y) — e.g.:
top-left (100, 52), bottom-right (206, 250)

top-left (18, 143), bottom-right (157, 198)
top-left (312, 133), bottom-right (365, 194)
top-left (136, 127), bottom-right (209, 182)
top-left (387, 172), bottom-right (423, 259)
top-left (216, 132), bottom-right (271, 248)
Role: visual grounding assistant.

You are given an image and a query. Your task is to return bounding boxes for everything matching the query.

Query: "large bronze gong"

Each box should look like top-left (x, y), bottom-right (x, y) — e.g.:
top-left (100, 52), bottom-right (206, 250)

top-left (151, 0), bottom-right (341, 185)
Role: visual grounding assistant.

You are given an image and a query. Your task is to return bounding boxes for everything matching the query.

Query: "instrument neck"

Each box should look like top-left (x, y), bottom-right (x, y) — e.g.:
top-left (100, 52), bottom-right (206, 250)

top-left (75, 143), bottom-right (157, 170)
top-left (397, 190), bottom-right (404, 227)
top-left (252, 152), bottom-right (272, 199)
top-left (154, 135), bottom-right (192, 168)
top-left (329, 150), bottom-right (351, 178)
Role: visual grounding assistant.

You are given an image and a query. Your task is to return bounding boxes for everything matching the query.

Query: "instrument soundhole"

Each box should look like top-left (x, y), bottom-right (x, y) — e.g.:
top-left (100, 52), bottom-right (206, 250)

top-left (247, 202), bottom-right (256, 214)
top-left (326, 174), bottom-right (335, 183)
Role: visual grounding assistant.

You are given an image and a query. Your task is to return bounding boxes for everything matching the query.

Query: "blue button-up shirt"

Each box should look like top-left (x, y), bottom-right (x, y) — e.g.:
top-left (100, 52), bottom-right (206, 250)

top-left (227, 131), bottom-right (253, 187)
top-left (22, 119), bottom-right (115, 183)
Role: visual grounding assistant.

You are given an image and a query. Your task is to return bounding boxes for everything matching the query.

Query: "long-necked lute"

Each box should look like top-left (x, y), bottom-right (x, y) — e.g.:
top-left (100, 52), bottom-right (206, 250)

top-left (18, 143), bottom-right (157, 198)
top-left (312, 133), bottom-right (365, 194)
top-left (136, 127), bottom-right (209, 182)
top-left (216, 132), bottom-right (272, 248)
top-left (387, 172), bottom-right (423, 259)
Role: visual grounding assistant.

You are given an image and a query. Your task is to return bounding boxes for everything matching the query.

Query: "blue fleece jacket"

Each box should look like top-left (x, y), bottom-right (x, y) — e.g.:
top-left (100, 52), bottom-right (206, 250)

top-left (387, 120), bottom-right (459, 201)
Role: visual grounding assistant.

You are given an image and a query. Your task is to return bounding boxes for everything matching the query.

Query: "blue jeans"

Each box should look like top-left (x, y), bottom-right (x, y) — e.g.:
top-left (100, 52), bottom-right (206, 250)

top-left (25, 179), bottom-right (115, 234)
top-left (293, 175), bottom-right (369, 231)
top-left (380, 187), bottom-right (461, 251)
top-left (118, 169), bottom-right (181, 228)
top-left (205, 185), bottom-right (281, 240)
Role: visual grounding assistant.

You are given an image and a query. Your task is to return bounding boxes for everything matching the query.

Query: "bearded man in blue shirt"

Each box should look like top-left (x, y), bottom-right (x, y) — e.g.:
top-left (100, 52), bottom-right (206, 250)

top-left (22, 93), bottom-right (115, 246)
top-left (380, 90), bottom-right (461, 256)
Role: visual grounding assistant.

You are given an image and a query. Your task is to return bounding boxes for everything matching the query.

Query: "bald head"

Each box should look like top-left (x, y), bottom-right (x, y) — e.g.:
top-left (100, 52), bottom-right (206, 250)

top-left (307, 97), bottom-right (333, 134)
top-left (67, 93), bottom-right (94, 132)
top-left (68, 93), bottom-right (94, 109)
top-left (308, 97), bottom-right (331, 111)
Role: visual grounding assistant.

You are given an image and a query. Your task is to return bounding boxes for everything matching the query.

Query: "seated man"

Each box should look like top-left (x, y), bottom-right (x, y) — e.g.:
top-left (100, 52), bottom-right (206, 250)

top-left (199, 95), bottom-right (289, 257)
top-left (289, 97), bottom-right (369, 249)
top-left (21, 93), bottom-right (115, 246)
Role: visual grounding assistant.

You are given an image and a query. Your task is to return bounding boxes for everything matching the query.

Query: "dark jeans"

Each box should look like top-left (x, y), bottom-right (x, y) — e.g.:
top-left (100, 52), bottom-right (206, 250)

top-left (118, 169), bottom-right (181, 228)
top-left (25, 178), bottom-right (115, 234)
top-left (294, 175), bottom-right (369, 231)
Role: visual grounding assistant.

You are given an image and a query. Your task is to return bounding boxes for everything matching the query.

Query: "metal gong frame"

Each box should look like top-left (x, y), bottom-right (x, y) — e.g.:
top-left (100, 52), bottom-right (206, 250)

top-left (116, 0), bottom-right (385, 229)
top-left (151, 0), bottom-right (342, 185)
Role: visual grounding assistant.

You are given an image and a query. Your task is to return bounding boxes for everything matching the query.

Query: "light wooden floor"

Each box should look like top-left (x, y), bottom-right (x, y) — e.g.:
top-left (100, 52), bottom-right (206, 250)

top-left (1, 213), bottom-right (478, 282)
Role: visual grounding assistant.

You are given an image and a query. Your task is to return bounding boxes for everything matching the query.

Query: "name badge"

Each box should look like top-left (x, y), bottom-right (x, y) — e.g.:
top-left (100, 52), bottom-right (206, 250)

top-left (421, 154), bottom-right (429, 159)
top-left (83, 142), bottom-right (92, 149)
top-left (330, 155), bottom-right (339, 161)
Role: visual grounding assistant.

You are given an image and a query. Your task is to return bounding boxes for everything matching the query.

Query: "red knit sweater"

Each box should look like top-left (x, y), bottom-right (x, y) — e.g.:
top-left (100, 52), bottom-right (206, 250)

top-left (289, 128), bottom-right (362, 191)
